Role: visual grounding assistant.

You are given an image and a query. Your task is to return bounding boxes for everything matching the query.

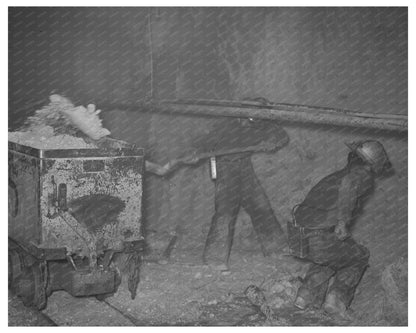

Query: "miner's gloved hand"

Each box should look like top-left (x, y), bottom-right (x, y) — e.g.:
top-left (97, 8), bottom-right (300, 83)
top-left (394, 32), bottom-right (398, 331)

top-left (162, 159), bottom-right (181, 176)
top-left (335, 222), bottom-right (350, 241)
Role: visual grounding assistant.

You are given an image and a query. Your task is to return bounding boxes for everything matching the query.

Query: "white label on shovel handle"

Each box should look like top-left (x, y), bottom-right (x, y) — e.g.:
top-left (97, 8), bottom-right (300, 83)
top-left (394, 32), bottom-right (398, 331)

top-left (210, 156), bottom-right (217, 180)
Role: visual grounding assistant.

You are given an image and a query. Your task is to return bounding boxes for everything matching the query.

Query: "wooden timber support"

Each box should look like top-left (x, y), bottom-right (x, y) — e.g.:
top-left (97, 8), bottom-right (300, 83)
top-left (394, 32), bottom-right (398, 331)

top-left (136, 99), bottom-right (407, 133)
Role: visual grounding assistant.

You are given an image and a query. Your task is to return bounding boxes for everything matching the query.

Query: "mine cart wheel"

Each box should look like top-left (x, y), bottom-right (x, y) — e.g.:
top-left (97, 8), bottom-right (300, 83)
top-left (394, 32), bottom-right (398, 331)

top-left (15, 262), bottom-right (48, 310)
top-left (8, 249), bottom-right (24, 291)
top-left (8, 179), bottom-right (18, 218)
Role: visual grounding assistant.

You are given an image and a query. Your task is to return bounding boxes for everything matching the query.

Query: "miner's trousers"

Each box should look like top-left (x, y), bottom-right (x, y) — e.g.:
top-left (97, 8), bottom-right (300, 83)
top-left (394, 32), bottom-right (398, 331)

top-left (296, 232), bottom-right (370, 309)
top-left (202, 156), bottom-right (287, 266)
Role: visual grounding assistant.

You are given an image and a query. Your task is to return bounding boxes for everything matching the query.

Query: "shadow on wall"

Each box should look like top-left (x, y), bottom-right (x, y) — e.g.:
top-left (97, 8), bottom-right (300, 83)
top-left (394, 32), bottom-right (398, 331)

top-left (102, 108), bottom-right (407, 277)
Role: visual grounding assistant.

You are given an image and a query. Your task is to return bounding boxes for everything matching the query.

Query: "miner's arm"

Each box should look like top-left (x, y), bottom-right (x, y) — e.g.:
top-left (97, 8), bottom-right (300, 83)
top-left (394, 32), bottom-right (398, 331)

top-left (91, 137), bottom-right (181, 177)
top-left (335, 174), bottom-right (360, 240)
top-left (145, 160), bottom-right (180, 177)
top-left (243, 97), bottom-right (290, 151)
top-left (145, 116), bottom-right (290, 175)
top-left (256, 122), bottom-right (289, 153)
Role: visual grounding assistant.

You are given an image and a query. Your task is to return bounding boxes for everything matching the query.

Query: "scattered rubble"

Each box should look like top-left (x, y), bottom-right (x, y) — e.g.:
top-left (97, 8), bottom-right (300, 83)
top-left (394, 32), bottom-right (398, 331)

top-left (263, 271), bottom-right (302, 309)
top-left (381, 257), bottom-right (408, 325)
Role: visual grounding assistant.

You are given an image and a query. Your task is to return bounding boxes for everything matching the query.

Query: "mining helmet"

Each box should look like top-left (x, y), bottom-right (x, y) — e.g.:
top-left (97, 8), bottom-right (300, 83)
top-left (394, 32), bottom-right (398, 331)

top-left (345, 140), bottom-right (392, 174)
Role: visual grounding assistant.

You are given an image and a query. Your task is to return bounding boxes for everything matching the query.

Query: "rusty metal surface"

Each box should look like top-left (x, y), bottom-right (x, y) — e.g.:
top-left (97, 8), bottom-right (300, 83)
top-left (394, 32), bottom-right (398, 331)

top-left (40, 157), bottom-right (143, 257)
top-left (8, 149), bottom-right (42, 245)
top-left (8, 141), bottom-right (144, 259)
top-left (63, 269), bottom-right (116, 297)
top-left (9, 237), bottom-right (67, 261)
top-left (8, 141), bottom-right (145, 159)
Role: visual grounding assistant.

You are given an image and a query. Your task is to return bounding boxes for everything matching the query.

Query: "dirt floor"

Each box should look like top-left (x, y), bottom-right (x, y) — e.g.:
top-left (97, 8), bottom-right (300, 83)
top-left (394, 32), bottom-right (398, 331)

top-left (9, 249), bottom-right (377, 326)
top-left (8, 293), bottom-right (56, 326)
top-left (105, 251), bottom-right (348, 326)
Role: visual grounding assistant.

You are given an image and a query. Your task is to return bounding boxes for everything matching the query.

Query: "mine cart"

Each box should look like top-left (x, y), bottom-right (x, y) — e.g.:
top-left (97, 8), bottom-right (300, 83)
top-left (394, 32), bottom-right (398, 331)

top-left (8, 141), bottom-right (145, 309)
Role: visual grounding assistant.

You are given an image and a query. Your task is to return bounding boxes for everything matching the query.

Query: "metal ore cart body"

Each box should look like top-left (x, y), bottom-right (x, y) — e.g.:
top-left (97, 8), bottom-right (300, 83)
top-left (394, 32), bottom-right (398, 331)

top-left (8, 141), bottom-right (145, 309)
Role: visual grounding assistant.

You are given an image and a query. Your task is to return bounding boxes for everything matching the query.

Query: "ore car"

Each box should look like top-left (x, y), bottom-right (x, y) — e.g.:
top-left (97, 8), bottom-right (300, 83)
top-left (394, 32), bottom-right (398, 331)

top-left (8, 141), bottom-right (145, 309)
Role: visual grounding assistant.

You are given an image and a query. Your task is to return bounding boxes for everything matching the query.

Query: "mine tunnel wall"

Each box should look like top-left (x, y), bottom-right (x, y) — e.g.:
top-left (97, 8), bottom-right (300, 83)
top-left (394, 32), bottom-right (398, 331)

top-left (102, 111), bottom-right (408, 268)
top-left (103, 110), bottom-right (407, 319)
top-left (9, 8), bottom-right (407, 125)
top-left (9, 7), bottom-right (407, 318)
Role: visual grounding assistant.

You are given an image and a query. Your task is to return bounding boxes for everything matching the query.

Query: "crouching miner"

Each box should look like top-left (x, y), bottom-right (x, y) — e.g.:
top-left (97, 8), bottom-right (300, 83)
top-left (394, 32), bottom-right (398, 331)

top-left (288, 140), bottom-right (393, 320)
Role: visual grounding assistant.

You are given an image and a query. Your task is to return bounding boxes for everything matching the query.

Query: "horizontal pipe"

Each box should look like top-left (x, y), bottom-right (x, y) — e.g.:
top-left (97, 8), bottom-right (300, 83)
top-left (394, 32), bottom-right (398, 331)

top-left (100, 99), bottom-right (407, 132)
top-left (153, 100), bottom-right (408, 132)
top-left (168, 99), bottom-right (408, 120)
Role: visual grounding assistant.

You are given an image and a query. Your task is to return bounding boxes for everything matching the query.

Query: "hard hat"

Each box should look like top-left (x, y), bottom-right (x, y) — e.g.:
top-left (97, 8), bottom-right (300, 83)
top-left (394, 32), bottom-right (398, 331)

top-left (345, 140), bottom-right (392, 174)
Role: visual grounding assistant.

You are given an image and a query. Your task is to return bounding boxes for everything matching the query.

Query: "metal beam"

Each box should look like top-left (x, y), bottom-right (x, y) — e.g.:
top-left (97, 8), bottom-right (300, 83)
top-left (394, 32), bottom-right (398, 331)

top-left (148, 99), bottom-right (407, 132)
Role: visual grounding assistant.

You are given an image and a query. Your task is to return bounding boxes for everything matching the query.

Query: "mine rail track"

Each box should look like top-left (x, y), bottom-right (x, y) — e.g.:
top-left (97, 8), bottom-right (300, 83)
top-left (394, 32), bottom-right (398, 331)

top-left (101, 299), bottom-right (138, 325)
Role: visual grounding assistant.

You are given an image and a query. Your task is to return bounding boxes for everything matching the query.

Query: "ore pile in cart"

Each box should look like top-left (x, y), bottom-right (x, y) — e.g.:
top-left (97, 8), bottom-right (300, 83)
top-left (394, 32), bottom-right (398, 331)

top-left (8, 138), bottom-right (145, 310)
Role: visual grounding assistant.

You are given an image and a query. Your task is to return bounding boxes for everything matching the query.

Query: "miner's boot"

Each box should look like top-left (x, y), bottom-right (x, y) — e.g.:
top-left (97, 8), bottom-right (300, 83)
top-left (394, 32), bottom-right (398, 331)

top-left (294, 286), bottom-right (313, 310)
top-left (203, 215), bottom-right (233, 271)
top-left (323, 290), bottom-right (353, 321)
top-left (294, 265), bottom-right (334, 310)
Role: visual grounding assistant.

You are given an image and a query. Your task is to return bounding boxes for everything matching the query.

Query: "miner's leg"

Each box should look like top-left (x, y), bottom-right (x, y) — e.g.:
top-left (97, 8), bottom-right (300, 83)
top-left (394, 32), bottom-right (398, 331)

top-left (203, 161), bottom-right (241, 270)
top-left (241, 159), bottom-right (287, 256)
top-left (323, 239), bottom-right (370, 316)
top-left (294, 263), bottom-right (334, 310)
top-left (224, 215), bottom-right (238, 269)
top-left (203, 211), bottom-right (224, 264)
top-left (203, 213), bottom-right (240, 270)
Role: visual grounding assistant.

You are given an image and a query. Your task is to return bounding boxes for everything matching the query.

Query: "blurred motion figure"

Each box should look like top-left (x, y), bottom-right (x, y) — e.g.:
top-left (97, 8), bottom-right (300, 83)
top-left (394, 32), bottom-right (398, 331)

top-left (188, 104), bottom-right (290, 271)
